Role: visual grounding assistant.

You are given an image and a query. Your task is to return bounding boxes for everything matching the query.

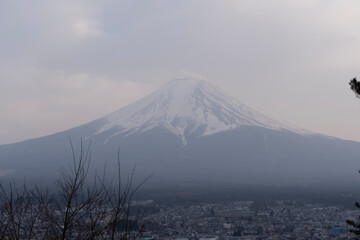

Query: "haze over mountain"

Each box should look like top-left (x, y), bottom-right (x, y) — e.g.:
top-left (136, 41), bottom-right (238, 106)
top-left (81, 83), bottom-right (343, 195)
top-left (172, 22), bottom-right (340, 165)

top-left (0, 79), bottom-right (360, 187)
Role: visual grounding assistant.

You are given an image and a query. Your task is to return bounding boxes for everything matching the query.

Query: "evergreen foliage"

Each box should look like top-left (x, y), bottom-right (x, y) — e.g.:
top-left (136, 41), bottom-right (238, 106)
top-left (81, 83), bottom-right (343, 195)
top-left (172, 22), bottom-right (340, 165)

top-left (349, 78), bottom-right (360, 97)
top-left (347, 78), bottom-right (360, 236)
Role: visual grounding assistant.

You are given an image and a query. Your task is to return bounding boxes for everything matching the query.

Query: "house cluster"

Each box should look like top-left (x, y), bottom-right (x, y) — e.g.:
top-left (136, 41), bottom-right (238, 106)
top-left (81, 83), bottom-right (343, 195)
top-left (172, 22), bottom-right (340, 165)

top-left (138, 200), bottom-right (354, 240)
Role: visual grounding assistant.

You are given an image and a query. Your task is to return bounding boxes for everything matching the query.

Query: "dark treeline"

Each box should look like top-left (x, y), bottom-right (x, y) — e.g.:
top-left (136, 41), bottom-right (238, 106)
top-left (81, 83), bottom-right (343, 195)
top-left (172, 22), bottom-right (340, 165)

top-left (137, 184), bottom-right (359, 209)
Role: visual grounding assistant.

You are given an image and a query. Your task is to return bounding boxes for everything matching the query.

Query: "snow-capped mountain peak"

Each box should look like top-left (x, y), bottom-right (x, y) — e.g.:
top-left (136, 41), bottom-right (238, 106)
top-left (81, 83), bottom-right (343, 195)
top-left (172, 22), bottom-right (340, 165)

top-left (95, 78), bottom-right (299, 144)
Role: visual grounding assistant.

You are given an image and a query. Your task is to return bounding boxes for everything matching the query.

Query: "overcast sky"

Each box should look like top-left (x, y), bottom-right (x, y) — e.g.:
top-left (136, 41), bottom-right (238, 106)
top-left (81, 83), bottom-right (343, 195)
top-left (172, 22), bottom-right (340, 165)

top-left (1, 0), bottom-right (360, 144)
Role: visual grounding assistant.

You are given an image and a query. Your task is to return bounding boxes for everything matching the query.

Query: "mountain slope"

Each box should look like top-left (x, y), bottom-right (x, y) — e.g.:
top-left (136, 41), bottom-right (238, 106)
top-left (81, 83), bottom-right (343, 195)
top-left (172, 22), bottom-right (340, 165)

top-left (0, 78), bottom-right (359, 187)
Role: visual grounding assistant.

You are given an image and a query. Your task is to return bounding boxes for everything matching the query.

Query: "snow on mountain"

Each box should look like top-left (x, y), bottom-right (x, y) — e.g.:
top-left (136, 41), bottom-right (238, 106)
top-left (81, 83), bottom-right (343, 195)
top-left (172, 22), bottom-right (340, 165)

top-left (95, 78), bottom-right (304, 144)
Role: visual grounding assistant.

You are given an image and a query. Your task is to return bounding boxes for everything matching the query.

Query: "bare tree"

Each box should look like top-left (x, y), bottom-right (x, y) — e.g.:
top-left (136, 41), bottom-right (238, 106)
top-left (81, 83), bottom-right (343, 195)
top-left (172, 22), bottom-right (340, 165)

top-left (0, 181), bottom-right (45, 240)
top-left (44, 139), bottom-right (105, 239)
top-left (100, 149), bottom-right (151, 240)
top-left (0, 140), bottom-right (149, 240)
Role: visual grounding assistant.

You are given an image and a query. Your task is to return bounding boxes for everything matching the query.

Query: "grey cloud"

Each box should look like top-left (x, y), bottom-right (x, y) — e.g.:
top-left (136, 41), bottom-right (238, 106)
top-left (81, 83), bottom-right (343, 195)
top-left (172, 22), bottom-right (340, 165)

top-left (1, 0), bottom-right (360, 144)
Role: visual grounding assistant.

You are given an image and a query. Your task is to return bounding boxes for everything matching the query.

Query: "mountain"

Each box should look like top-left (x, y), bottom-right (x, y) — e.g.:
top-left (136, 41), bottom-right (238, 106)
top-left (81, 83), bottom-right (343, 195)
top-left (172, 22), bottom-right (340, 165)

top-left (95, 78), bottom-right (297, 145)
top-left (0, 78), bottom-right (360, 187)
